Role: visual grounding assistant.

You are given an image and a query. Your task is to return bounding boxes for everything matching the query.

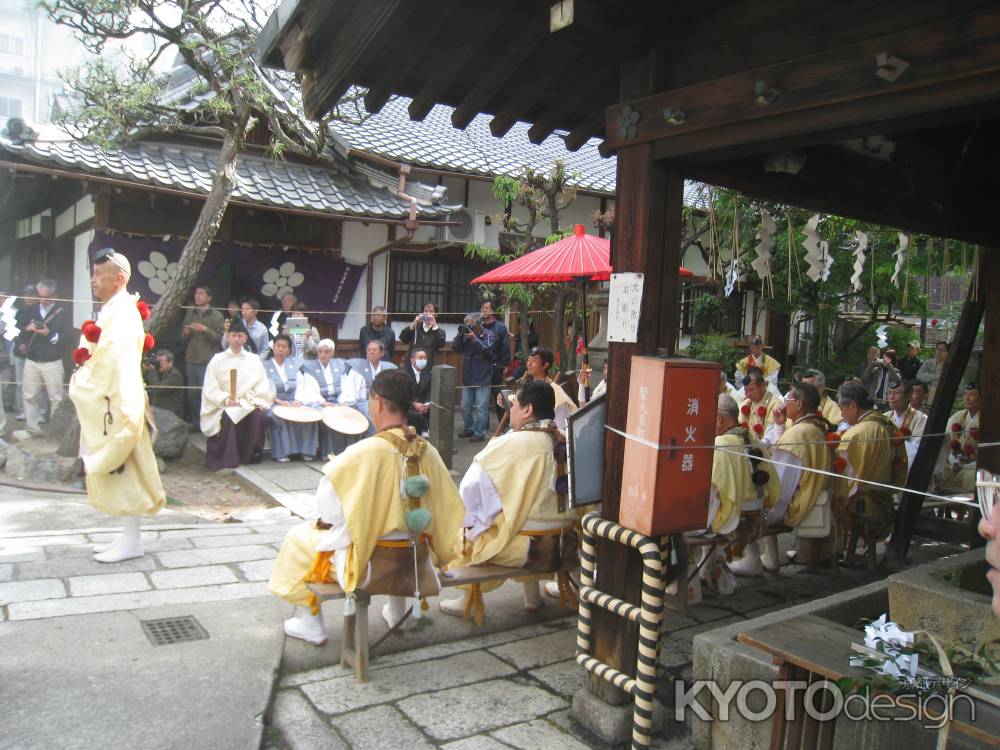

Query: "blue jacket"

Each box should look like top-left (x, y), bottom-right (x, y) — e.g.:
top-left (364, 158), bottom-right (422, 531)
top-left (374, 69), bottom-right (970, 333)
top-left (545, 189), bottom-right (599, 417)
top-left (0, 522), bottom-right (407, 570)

top-left (481, 318), bottom-right (510, 368)
top-left (452, 329), bottom-right (495, 386)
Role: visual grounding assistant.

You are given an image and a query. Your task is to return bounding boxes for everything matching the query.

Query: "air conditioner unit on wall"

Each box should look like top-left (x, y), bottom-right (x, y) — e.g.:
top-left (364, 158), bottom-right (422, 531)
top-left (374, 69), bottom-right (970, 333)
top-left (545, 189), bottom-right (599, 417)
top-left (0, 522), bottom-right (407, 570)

top-left (438, 208), bottom-right (486, 246)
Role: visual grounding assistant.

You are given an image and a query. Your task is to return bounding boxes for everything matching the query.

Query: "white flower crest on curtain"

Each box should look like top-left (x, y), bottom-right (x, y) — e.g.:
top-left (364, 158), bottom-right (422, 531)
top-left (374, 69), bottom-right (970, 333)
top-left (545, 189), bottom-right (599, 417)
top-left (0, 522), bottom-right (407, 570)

top-left (261, 261), bottom-right (305, 298)
top-left (137, 251), bottom-right (179, 296)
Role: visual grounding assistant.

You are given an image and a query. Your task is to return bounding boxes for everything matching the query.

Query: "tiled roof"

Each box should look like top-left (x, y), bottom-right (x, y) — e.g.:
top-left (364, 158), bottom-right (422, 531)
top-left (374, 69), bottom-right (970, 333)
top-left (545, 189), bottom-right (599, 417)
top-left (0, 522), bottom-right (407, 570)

top-left (330, 95), bottom-right (617, 195)
top-left (330, 93), bottom-right (708, 208)
top-left (0, 131), bottom-right (450, 219)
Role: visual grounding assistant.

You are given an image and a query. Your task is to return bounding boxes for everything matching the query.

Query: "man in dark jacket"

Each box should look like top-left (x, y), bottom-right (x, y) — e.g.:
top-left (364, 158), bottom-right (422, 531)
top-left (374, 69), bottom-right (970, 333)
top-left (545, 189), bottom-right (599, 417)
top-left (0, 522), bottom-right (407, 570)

top-left (358, 305), bottom-right (396, 363)
top-left (480, 301), bottom-right (509, 420)
top-left (144, 349), bottom-right (186, 419)
top-left (453, 313), bottom-right (494, 442)
top-left (399, 302), bottom-right (446, 368)
top-left (405, 348), bottom-right (432, 435)
top-left (897, 340), bottom-right (922, 381)
top-left (16, 278), bottom-right (69, 436)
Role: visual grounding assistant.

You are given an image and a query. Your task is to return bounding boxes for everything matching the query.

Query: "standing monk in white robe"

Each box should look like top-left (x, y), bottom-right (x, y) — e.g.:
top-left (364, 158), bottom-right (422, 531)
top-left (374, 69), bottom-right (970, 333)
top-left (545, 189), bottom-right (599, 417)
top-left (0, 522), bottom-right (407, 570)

top-left (69, 248), bottom-right (165, 563)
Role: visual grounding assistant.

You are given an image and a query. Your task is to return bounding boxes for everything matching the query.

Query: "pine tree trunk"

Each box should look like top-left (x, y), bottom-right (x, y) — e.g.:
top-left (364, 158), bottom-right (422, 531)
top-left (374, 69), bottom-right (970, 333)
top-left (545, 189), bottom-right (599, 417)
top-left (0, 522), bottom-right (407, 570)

top-left (147, 123), bottom-right (245, 338)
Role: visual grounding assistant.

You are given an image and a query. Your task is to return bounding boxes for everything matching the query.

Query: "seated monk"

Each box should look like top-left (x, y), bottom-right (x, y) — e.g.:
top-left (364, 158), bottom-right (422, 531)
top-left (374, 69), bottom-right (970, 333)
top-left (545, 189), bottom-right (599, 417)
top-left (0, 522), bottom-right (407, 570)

top-left (747, 382), bottom-right (835, 569)
top-left (268, 370), bottom-right (465, 645)
top-left (440, 379), bottom-right (579, 620)
top-left (706, 394), bottom-right (779, 583)
top-left (833, 381), bottom-right (907, 565)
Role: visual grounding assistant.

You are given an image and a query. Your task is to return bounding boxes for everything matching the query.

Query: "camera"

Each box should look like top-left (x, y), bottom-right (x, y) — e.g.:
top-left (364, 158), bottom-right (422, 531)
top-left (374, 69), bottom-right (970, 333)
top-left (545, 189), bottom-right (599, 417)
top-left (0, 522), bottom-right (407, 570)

top-left (142, 352), bottom-right (159, 371)
top-left (458, 323), bottom-right (471, 335)
top-left (420, 313), bottom-right (431, 324)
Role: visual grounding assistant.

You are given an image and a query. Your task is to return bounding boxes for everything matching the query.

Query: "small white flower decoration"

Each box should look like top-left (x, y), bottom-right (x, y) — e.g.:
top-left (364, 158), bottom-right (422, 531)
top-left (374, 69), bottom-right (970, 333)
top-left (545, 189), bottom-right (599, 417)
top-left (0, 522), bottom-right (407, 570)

top-left (136, 251), bottom-right (179, 296)
top-left (261, 261), bottom-right (305, 298)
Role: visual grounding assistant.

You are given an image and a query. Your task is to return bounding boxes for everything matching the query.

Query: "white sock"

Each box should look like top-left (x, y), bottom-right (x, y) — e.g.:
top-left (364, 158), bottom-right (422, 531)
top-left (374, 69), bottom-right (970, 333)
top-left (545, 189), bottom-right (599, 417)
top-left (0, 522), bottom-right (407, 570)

top-left (94, 516), bottom-right (143, 563)
top-left (523, 580), bottom-right (543, 610)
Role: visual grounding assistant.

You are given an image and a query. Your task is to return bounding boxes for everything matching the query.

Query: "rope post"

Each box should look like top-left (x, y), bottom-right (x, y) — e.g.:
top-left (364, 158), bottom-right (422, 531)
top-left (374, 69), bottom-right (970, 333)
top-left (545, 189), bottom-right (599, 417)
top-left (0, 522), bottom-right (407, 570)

top-left (576, 512), bottom-right (666, 749)
top-left (428, 364), bottom-right (455, 469)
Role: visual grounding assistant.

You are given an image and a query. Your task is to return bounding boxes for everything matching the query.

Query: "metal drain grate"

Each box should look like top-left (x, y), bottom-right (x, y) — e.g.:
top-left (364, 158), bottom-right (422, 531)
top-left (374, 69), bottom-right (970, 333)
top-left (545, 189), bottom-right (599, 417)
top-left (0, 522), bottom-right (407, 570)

top-left (141, 616), bottom-right (209, 646)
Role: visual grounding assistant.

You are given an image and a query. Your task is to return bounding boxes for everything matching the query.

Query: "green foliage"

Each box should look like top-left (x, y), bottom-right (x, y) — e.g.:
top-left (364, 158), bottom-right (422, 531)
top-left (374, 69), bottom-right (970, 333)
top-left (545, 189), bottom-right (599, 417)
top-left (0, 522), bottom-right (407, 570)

top-left (686, 333), bottom-right (742, 373)
top-left (692, 294), bottom-right (723, 321)
top-left (702, 188), bottom-right (973, 370)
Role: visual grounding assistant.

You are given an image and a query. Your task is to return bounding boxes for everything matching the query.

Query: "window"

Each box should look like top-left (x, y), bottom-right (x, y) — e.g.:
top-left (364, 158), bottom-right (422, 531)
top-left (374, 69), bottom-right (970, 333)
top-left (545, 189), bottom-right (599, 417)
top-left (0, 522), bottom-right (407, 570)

top-left (390, 253), bottom-right (490, 319)
top-left (0, 97), bottom-right (22, 117)
top-left (679, 281), bottom-right (748, 336)
top-left (0, 34), bottom-right (25, 57)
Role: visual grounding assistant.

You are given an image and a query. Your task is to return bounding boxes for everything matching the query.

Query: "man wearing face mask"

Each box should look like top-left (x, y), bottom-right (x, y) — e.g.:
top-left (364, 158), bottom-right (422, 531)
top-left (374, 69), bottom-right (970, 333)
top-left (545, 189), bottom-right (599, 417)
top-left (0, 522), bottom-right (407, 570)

top-left (406, 348), bottom-right (432, 436)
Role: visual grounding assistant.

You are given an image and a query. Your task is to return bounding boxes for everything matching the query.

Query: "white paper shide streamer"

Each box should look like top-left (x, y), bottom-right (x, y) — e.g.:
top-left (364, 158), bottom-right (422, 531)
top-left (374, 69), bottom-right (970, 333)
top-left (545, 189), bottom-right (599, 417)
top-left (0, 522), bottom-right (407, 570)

top-left (724, 254), bottom-right (740, 297)
top-left (891, 232), bottom-right (909, 288)
top-left (876, 324), bottom-right (889, 349)
top-left (751, 210), bottom-right (776, 281)
top-left (0, 296), bottom-right (18, 342)
top-left (851, 230), bottom-right (869, 292)
top-left (802, 214), bottom-right (830, 282)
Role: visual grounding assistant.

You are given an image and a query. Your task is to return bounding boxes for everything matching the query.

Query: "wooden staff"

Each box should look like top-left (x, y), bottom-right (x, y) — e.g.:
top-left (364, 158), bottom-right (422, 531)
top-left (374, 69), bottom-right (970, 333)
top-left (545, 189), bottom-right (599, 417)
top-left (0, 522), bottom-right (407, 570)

top-left (229, 368), bottom-right (237, 402)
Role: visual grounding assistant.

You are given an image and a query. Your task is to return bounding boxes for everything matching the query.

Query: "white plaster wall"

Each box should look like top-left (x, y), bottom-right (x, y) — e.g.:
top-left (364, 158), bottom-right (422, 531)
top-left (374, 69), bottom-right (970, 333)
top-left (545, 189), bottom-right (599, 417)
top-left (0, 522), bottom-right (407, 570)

top-left (73, 229), bottom-right (94, 327)
top-left (339, 220), bottom-right (388, 336)
top-left (54, 195), bottom-right (96, 238)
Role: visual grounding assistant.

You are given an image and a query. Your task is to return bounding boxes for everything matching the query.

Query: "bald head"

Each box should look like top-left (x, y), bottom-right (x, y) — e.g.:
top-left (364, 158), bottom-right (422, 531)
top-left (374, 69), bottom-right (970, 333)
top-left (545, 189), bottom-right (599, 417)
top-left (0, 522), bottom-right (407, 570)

top-left (716, 393), bottom-right (740, 435)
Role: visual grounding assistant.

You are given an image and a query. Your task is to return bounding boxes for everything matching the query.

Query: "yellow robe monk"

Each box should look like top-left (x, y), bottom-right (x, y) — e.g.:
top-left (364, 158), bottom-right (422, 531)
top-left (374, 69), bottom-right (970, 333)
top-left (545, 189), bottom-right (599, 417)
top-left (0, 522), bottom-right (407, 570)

top-left (69, 289), bottom-right (165, 517)
top-left (268, 428), bottom-right (464, 606)
top-left (735, 353), bottom-right (781, 383)
top-left (771, 417), bottom-right (831, 527)
top-left (451, 427), bottom-right (577, 569)
top-left (834, 411), bottom-right (907, 503)
top-left (740, 392), bottom-right (780, 441)
top-left (710, 428), bottom-right (780, 534)
top-left (819, 396), bottom-right (842, 426)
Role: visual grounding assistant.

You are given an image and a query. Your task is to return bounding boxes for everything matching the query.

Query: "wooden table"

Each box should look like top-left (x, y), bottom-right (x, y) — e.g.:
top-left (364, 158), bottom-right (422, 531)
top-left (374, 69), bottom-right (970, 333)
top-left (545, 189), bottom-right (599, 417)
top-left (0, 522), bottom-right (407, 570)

top-left (737, 614), bottom-right (1000, 749)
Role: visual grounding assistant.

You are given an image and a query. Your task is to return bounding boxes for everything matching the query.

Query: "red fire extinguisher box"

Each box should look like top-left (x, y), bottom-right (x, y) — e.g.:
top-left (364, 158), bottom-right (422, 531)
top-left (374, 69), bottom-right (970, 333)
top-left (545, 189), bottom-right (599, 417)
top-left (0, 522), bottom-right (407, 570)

top-left (618, 356), bottom-right (720, 536)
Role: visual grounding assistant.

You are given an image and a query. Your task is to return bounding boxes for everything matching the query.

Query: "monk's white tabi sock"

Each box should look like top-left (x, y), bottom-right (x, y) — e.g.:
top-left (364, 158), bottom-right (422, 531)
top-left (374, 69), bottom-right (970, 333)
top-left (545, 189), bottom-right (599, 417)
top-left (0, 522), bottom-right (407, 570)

top-left (382, 597), bottom-right (408, 629)
top-left (92, 535), bottom-right (121, 553)
top-left (728, 540), bottom-right (764, 577)
top-left (94, 516), bottom-right (144, 563)
top-left (438, 593), bottom-right (468, 617)
top-left (283, 607), bottom-right (327, 646)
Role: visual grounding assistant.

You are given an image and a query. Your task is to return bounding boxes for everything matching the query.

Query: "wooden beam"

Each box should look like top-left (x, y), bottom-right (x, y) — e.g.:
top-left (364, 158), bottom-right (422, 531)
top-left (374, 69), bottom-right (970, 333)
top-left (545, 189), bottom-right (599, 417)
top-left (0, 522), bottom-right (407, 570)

top-left (564, 108), bottom-right (605, 152)
top-left (604, 8), bottom-right (1000, 155)
top-left (489, 47), bottom-right (591, 138)
top-left (977, 251), bottom-right (999, 476)
top-left (685, 143), bottom-right (1000, 247)
top-left (362, 0), bottom-right (462, 115)
top-left (450, 6), bottom-right (551, 130)
top-left (527, 69), bottom-right (617, 145)
top-left (588, 143), bottom-right (678, 703)
top-left (301, 0), bottom-right (407, 121)
top-left (891, 258), bottom-right (987, 558)
top-left (405, 2), bottom-right (514, 122)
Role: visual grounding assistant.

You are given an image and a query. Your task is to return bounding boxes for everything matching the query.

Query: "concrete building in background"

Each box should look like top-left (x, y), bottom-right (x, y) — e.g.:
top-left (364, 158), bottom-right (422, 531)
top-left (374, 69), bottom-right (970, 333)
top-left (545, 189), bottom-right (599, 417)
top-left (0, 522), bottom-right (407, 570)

top-left (0, 0), bottom-right (85, 122)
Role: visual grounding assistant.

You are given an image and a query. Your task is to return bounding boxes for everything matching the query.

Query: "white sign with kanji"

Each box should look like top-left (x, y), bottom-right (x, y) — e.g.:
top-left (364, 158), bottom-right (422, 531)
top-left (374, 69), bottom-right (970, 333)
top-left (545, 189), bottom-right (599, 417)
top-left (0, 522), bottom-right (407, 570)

top-left (608, 272), bottom-right (644, 343)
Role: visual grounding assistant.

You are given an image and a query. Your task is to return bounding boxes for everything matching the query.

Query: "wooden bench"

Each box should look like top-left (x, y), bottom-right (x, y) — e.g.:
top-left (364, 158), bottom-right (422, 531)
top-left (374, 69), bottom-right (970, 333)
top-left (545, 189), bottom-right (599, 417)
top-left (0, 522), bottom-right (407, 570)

top-left (307, 564), bottom-right (571, 682)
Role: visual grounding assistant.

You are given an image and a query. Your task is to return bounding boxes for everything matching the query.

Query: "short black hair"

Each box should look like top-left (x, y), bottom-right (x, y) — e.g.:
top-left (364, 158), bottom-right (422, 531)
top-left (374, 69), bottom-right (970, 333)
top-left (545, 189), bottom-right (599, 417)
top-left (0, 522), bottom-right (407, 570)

top-left (410, 347), bottom-right (428, 358)
top-left (792, 382), bottom-right (821, 413)
top-left (371, 370), bottom-right (414, 416)
top-left (516, 379), bottom-right (555, 421)
top-left (743, 366), bottom-right (766, 387)
top-left (528, 346), bottom-right (554, 370)
top-left (195, 285), bottom-right (213, 298)
top-left (912, 380), bottom-right (928, 393)
top-left (272, 334), bottom-right (293, 350)
top-left (242, 298), bottom-right (260, 311)
top-left (838, 381), bottom-right (873, 410)
top-left (422, 302), bottom-right (439, 314)
top-left (892, 379), bottom-right (913, 396)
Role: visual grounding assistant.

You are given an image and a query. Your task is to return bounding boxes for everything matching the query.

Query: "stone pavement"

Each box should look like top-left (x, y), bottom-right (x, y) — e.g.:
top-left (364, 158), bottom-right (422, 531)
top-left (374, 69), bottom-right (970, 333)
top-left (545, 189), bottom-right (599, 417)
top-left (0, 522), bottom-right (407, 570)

top-left (0, 458), bottom-right (966, 749)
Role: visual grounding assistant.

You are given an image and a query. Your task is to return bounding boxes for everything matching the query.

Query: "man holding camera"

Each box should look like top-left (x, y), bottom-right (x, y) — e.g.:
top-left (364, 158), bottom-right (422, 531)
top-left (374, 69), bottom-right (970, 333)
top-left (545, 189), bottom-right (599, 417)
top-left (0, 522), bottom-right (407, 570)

top-left (453, 313), bottom-right (494, 443)
top-left (400, 302), bottom-right (446, 368)
top-left (862, 348), bottom-right (901, 405)
top-left (16, 278), bottom-right (68, 437)
top-left (143, 349), bottom-right (185, 419)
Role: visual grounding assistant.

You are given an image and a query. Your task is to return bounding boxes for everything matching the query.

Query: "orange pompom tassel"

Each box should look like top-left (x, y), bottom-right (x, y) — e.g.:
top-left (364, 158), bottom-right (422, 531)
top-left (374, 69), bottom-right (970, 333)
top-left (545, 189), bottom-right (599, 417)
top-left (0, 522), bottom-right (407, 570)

top-left (143, 333), bottom-right (155, 352)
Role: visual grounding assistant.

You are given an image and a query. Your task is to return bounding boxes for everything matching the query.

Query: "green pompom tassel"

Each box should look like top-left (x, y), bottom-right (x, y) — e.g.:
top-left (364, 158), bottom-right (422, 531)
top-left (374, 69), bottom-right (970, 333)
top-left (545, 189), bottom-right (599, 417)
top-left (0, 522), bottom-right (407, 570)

top-left (406, 507), bottom-right (432, 533)
top-left (404, 473), bottom-right (431, 498)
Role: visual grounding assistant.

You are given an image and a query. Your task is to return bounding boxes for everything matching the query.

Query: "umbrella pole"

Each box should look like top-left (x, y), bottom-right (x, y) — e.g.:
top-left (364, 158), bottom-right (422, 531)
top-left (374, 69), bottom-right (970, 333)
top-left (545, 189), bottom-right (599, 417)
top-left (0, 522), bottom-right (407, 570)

top-left (579, 278), bottom-right (590, 403)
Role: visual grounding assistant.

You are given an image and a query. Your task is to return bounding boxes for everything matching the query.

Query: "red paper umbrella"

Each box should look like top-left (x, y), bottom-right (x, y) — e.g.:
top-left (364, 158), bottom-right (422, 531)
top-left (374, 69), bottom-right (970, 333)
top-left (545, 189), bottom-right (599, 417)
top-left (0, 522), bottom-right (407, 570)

top-left (470, 224), bottom-right (692, 284)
